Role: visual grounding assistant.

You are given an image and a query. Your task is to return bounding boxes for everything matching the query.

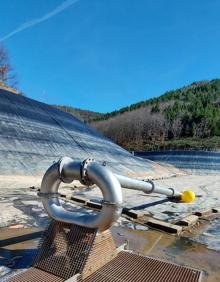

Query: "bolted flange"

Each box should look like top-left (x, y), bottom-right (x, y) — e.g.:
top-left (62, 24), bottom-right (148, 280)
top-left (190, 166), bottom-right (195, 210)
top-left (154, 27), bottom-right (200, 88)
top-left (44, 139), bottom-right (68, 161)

top-left (80, 158), bottom-right (95, 186)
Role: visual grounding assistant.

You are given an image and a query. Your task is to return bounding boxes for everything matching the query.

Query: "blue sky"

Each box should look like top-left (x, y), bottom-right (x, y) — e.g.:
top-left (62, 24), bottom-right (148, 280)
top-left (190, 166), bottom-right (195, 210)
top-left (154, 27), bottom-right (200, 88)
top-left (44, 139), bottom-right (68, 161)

top-left (0, 0), bottom-right (220, 112)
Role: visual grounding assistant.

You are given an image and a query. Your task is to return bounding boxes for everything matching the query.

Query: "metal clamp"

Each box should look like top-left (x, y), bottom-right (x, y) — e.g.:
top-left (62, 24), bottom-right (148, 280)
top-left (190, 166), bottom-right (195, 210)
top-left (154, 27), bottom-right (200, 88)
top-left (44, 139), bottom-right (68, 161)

top-left (168, 188), bottom-right (175, 197)
top-left (80, 158), bottom-right (95, 186)
top-left (143, 179), bottom-right (155, 194)
top-left (101, 200), bottom-right (121, 207)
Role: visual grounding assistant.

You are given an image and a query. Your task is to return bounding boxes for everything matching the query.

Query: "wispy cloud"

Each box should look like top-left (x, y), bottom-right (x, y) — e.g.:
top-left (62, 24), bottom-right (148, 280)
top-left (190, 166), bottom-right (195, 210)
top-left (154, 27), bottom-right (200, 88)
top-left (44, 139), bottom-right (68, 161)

top-left (0, 0), bottom-right (81, 42)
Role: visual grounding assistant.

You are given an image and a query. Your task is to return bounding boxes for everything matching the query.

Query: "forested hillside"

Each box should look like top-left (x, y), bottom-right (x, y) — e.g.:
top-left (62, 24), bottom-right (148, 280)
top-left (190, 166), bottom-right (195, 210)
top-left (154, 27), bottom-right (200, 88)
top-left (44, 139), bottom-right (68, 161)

top-left (54, 105), bottom-right (103, 123)
top-left (91, 80), bottom-right (220, 151)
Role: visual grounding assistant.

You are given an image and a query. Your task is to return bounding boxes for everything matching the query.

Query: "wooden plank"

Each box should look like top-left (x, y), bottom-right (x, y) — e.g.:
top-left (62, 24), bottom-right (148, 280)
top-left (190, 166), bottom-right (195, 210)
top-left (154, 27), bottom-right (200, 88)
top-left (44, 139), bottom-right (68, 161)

top-left (212, 207), bottom-right (220, 213)
top-left (123, 209), bottom-right (145, 219)
top-left (201, 213), bottom-right (220, 220)
top-left (86, 201), bottom-right (102, 210)
top-left (30, 186), bottom-right (40, 192)
top-left (30, 186), bottom-right (36, 190)
top-left (194, 209), bottom-right (212, 217)
top-left (176, 215), bottom-right (199, 227)
top-left (146, 219), bottom-right (182, 235)
top-left (71, 196), bottom-right (88, 204)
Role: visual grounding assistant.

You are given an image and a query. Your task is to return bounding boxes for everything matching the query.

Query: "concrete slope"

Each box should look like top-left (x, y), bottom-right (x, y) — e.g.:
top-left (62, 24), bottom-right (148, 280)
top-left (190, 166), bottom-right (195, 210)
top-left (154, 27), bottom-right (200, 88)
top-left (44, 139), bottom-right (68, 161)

top-left (0, 87), bottom-right (176, 178)
top-left (136, 150), bottom-right (220, 173)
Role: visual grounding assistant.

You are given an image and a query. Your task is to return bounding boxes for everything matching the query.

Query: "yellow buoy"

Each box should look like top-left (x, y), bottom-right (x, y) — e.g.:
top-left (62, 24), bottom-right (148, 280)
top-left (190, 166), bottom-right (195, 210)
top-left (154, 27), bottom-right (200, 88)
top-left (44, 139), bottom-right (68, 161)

top-left (181, 190), bottom-right (196, 203)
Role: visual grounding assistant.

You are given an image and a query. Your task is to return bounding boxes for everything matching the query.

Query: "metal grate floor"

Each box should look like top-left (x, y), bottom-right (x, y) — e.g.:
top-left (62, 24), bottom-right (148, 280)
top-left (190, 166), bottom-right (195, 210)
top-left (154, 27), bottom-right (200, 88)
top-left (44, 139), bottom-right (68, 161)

top-left (3, 267), bottom-right (65, 282)
top-left (4, 222), bottom-right (202, 282)
top-left (33, 221), bottom-right (97, 280)
top-left (82, 251), bottom-right (202, 282)
top-left (5, 221), bottom-right (97, 282)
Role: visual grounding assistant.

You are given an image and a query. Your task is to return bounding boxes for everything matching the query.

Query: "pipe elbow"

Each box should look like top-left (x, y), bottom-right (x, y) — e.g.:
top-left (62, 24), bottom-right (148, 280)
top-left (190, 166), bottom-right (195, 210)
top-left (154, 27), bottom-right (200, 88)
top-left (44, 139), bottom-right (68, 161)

top-left (40, 158), bottom-right (123, 231)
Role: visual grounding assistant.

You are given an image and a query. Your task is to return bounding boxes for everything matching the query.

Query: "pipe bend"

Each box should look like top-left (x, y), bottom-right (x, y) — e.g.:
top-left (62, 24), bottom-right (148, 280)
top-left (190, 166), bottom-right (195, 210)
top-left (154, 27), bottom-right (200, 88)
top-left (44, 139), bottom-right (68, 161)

top-left (40, 157), bottom-right (123, 232)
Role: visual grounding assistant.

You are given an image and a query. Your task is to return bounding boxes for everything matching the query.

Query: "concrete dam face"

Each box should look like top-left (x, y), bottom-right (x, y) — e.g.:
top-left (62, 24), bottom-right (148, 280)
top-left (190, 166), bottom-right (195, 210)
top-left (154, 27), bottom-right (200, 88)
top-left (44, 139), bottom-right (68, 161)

top-left (0, 87), bottom-right (168, 178)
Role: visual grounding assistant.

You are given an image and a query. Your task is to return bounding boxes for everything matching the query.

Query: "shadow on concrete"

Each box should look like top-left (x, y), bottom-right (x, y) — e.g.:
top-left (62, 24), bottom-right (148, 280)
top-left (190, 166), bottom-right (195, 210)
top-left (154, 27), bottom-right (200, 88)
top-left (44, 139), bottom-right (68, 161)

top-left (128, 198), bottom-right (177, 211)
top-left (0, 231), bottom-right (43, 248)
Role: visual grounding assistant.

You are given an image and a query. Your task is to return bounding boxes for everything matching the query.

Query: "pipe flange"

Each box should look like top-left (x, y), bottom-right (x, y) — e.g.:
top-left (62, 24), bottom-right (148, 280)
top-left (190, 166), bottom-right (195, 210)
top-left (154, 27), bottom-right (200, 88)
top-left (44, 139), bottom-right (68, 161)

top-left (80, 158), bottom-right (95, 186)
top-left (143, 179), bottom-right (155, 194)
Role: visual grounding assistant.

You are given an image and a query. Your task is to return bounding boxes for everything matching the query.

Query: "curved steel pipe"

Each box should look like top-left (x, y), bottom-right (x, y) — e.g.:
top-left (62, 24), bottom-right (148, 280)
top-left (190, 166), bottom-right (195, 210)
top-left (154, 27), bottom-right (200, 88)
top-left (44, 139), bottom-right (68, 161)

top-left (40, 157), bottom-right (188, 232)
top-left (40, 157), bottom-right (123, 232)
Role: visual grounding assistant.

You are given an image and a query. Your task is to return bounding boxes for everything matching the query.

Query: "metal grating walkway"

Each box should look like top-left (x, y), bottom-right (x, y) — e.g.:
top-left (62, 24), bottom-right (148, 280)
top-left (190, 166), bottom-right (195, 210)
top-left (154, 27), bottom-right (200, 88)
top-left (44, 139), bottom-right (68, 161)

top-left (6, 221), bottom-right (97, 282)
top-left (82, 251), bottom-right (202, 282)
top-left (4, 268), bottom-right (65, 282)
top-left (5, 222), bottom-right (202, 282)
top-left (33, 221), bottom-right (97, 279)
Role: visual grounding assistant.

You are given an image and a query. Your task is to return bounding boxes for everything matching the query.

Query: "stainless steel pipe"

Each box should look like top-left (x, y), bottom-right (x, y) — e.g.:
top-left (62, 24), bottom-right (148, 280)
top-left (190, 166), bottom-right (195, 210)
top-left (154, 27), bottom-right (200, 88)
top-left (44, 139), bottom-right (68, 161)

top-left (115, 174), bottom-right (182, 197)
top-left (40, 157), bottom-right (123, 232)
top-left (40, 157), bottom-right (193, 232)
